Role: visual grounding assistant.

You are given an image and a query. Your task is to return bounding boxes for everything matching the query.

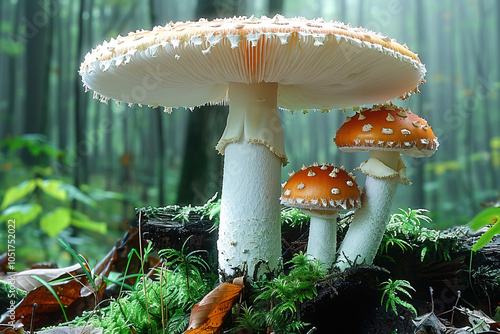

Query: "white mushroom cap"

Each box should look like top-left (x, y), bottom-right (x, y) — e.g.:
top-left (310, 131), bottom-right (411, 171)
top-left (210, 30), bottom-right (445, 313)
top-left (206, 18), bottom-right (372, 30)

top-left (80, 15), bottom-right (426, 111)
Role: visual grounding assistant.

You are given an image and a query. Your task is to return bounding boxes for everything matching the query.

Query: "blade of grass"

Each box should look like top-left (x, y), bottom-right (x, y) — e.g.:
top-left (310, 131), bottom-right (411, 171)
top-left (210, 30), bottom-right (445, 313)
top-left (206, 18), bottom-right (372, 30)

top-left (31, 275), bottom-right (69, 322)
top-left (58, 238), bottom-right (97, 294)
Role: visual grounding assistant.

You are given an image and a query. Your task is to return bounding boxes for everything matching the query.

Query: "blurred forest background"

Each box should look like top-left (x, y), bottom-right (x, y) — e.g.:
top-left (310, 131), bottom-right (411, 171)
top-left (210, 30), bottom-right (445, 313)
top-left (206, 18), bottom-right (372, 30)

top-left (0, 0), bottom-right (499, 266)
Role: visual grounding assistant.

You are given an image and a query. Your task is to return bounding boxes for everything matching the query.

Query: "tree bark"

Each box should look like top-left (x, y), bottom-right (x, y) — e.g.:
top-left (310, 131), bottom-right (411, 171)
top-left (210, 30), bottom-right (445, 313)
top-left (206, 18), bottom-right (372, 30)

top-left (413, 0), bottom-right (426, 209)
top-left (23, 0), bottom-right (53, 137)
top-left (177, 0), bottom-right (245, 205)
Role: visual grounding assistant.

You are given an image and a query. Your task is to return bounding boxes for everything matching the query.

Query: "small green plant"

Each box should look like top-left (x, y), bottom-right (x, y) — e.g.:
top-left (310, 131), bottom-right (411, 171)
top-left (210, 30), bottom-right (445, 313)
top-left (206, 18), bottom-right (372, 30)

top-left (281, 207), bottom-right (310, 228)
top-left (469, 206), bottom-right (500, 252)
top-left (0, 135), bottom-right (123, 264)
top-left (382, 208), bottom-right (467, 262)
top-left (379, 279), bottom-right (417, 316)
top-left (247, 252), bottom-right (328, 334)
top-left (71, 241), bottom-right (217, 334)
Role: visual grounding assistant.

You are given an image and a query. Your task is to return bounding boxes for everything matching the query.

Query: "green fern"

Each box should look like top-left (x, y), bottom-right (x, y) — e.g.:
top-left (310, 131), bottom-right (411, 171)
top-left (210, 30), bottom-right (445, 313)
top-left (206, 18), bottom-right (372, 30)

top-left (382, 208), bottom-right (467, 262)
top-left (380, 279), bottom-right (417, 316)
top-left (71, 240), bottom-right (216, 334)
top-left (249, 253), bottom-right (327, 333)
top-left (281, 207), bottom-right (310, 227)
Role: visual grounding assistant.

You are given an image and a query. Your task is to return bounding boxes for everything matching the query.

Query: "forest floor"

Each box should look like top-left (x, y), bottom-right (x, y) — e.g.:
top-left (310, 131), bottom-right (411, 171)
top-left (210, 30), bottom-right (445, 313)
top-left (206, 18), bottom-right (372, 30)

top-left (0, 203), bottom-right (499, 334)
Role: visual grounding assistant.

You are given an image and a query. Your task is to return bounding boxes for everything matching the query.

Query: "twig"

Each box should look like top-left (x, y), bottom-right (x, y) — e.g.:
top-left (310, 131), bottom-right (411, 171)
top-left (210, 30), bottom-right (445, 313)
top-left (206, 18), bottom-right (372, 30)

top-left (451, 290), bottom-right (461, 324)
top-left (429, 287), bottom-right (434, 313)
top-left (30, 303), bottom-right (37, 334)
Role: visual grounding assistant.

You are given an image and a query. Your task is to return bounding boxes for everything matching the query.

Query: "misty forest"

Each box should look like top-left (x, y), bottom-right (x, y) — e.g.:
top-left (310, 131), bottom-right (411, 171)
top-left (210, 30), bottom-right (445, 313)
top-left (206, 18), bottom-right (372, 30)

top-left (0, 0), bottom-right (499, 333)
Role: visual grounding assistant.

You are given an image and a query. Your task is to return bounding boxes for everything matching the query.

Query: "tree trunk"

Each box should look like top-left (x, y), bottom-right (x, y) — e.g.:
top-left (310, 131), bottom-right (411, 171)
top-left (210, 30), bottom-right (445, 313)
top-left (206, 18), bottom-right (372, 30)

top-left (23, 0), bottom-right (52, 136)
top-left (177, 0), bottom-right (245, 205)
top-left (413, 0), bottom-right (426, 209)
top-left (477, 1), bottom-right (498, 189)
top-left (149, 0), bottom-right (166, 205)
top-left (268, 0), bottom-right (284, 16)
top-left (3, 1), bottom-right (21, 138)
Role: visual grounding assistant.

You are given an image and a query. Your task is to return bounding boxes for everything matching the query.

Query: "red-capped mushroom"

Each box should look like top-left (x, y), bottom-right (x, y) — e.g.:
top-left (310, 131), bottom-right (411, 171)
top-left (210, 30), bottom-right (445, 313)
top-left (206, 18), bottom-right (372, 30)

top-left (281, 163), bottom-right (360, 266)
top-left (334, 104), bottom-right (438, 269)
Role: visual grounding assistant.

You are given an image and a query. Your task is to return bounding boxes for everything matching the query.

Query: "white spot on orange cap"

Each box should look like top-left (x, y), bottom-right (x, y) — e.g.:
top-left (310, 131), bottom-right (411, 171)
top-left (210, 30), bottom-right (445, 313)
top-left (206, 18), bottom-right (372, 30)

top-left (362, 124), bottom-right (373, 132)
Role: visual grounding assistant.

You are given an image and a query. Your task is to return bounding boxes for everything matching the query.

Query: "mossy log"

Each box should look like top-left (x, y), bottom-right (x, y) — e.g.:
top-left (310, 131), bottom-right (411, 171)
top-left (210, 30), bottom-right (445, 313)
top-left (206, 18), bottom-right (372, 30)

top-left (137, 205), bottom-right (218, 257)
top-left (137, 204), bottom-right (500, 332)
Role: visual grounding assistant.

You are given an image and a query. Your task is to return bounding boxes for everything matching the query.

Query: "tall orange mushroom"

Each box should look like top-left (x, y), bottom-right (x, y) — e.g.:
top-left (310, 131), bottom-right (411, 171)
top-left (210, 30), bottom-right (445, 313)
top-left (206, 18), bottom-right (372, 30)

top-left (334, 104), bottom-right (438, 270)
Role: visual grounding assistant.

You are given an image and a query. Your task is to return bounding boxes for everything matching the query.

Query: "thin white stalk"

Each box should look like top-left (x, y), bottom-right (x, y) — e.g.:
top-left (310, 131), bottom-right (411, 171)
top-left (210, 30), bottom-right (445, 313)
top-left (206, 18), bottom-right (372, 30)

top-left (336, 150), bottom-right (400, 271)
top-left (217, 82), bottom-right (284, 278)
top-left (306, 211), bottom-right (339, 267)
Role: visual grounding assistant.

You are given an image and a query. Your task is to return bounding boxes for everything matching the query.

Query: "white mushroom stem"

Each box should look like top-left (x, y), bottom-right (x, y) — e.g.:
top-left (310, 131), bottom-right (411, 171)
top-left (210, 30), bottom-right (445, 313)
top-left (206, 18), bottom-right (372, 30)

top-left (217, 82), bottom-right (284, 278)
top-left (336, 150), bottom-right (401, 270)
top-left (306, 211), bottom-right (339, 267)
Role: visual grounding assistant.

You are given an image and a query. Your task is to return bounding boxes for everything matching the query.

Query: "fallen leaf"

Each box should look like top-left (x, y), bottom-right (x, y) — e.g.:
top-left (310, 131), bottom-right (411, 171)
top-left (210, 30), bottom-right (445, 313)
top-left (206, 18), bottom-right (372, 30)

top-left (0, 264), bottom-right (83, 291)
top-left (0, 276), bottom-right (92, 331)
top-left (185, 278), bottom-right (244, 333)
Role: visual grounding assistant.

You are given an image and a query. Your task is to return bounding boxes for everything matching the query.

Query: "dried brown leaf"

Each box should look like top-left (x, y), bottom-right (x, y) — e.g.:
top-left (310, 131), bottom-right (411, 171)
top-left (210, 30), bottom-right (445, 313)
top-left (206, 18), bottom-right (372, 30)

top-left (185, 279), bottom-right (244, 333)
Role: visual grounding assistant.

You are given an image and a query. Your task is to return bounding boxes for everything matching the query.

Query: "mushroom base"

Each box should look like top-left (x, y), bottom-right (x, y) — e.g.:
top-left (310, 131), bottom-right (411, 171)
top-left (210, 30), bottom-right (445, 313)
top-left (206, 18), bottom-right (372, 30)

top-left (336, 175), bottom-right (398, 270)
top-left (218, 139), bottom-right (282, 279)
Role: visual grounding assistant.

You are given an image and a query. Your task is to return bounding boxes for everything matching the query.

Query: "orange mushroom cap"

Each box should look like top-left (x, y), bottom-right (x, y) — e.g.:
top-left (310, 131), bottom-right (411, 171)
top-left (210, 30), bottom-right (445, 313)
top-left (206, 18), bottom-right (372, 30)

top-left (280, 164), bottom-right (361, 212)
top-left (334, 105), bottom-right (439, 157)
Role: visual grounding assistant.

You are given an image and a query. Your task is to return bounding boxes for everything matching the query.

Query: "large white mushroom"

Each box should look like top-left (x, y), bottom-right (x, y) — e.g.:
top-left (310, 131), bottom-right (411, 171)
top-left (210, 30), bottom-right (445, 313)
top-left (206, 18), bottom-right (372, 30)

top-left (79, 15), bottom-right (426, 278)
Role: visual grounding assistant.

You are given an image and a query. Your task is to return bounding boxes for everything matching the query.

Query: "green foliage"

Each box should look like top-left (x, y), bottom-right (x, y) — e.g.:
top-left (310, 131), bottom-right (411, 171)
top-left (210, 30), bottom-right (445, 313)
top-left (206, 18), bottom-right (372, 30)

top-left (72, 245), bottom-right (217, 334)
top-left (241, 253), bottom-right (328, 334)
top-left (379, 279), bottom-right (417, 316)
top-left (1, 179), bottom-right (37, 209)
top-left (159, 238), bottom-right (214, 305)
top-left (0, 136), bottom-right (121, 244)
top-left (281, 207), bottom-right (310, 228)
top-left (0, 176), bottom-right (108, 237)
top-left (0, 134), bottom-right (64, 159)
top-left (382, 208), bottom-right (468, 262)
top-left (469, 206), bottom-right (500, 252)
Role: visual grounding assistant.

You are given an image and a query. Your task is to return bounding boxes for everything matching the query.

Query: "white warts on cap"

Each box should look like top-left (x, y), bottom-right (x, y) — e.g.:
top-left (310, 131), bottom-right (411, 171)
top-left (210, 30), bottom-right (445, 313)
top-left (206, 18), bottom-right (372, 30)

top-left (401, 129), bottom-right (411, 135)
top-left (297, 183), bottom-right (306, 189)
top-left (308, 170), bottom-right (316, 177)
top-left (284, 189), bottom-right (291, 196)
top-left (382, 128), bottom-right (393, 134)
top-left (362, 124), bottom-right (373, 132)
top-left (386, 113), bottom-right (395, 122)
top-left (331, 188), bottom-right (340, 195)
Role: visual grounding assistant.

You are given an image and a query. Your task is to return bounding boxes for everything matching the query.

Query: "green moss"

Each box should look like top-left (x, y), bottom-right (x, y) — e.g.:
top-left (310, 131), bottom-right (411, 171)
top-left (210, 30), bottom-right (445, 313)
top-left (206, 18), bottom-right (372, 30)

top-left (0, 279), bottom-right (27, 312)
